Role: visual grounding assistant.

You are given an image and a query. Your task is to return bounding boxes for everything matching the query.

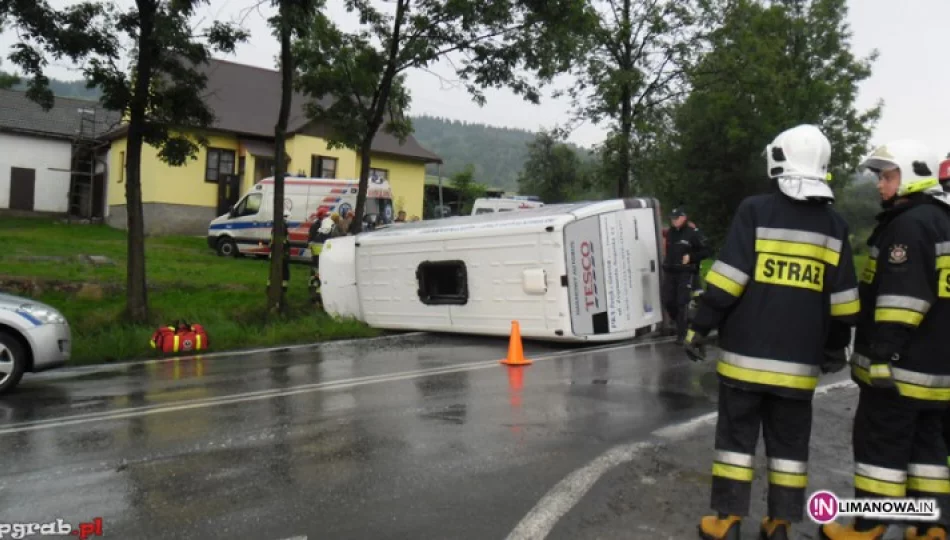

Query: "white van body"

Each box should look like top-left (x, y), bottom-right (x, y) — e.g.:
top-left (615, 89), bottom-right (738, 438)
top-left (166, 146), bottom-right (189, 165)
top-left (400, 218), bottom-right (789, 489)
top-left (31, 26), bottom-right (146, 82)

top-left (471, 197), bottom-right (544, 215)
top-left (207, 176), bottom-right (394, 259)
top-left (320, 198), bottom-right (666, 342)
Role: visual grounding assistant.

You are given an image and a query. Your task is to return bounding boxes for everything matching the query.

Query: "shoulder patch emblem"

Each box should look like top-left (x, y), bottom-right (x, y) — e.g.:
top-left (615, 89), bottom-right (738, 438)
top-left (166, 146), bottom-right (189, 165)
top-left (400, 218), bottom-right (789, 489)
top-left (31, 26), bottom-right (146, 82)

top-left (888, 244), bottom-right (908, 264)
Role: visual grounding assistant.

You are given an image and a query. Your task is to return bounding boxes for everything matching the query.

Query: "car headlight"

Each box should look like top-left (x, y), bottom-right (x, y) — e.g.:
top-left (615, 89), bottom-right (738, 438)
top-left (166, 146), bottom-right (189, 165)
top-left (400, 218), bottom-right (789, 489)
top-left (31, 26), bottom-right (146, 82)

top-left (17, 303), bottom-right (67, 325)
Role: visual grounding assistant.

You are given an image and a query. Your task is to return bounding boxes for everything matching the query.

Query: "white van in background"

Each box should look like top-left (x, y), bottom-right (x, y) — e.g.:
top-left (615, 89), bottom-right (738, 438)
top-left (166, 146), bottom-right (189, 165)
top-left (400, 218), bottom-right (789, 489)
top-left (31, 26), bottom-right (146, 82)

top-left (320, 198), bottom-right (665, 342)
top-left (207, 176), bottom-right (394, 260)
top-left (470, 196), bottom-right (544, 215)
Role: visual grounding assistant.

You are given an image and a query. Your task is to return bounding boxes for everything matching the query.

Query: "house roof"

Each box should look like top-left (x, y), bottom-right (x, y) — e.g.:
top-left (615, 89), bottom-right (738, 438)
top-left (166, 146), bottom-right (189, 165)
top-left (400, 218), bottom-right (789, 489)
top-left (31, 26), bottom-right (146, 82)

top-left (105, 58), bottom-right (443, 164)
top-left (0, 89), bottom-right (122, 141)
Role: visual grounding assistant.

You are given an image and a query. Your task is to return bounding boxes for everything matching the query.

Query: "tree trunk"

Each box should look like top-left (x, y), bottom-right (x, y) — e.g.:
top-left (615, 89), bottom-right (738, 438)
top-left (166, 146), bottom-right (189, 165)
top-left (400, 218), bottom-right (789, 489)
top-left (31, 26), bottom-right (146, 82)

top-left (351, 0), bottom-right (408, 234)
top-left (618, 0), bottom-right (633, 199)
top-left (124, 0), bottom-right (157, 323)
top-left (267, 0), bottom-right (294, 314)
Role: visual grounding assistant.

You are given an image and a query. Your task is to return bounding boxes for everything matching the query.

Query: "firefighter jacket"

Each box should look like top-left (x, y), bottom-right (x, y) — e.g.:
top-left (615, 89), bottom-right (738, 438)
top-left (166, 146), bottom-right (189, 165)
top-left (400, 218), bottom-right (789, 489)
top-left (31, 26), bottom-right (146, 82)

top-left (690, 192), bottom-right (859, 399)
top-left (663, 223), bottom-right (711, 273)
top-left (850, 194), bottom-right (950, 406)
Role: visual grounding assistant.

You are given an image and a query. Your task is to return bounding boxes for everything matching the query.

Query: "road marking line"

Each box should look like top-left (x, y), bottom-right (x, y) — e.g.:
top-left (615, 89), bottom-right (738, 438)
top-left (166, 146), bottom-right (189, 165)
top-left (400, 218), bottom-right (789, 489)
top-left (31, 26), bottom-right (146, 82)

top-left (506, 378), bottom-right (857, 540)
top-left (0, 336), bottom-right (676, 435)
top-left (28, 331), bottom-right (430, 378)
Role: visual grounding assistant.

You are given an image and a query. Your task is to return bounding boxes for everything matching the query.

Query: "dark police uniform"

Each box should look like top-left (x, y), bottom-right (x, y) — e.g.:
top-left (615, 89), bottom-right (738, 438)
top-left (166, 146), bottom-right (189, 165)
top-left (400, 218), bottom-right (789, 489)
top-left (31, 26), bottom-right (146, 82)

top-left (663, 210), bottom-right (710, 340)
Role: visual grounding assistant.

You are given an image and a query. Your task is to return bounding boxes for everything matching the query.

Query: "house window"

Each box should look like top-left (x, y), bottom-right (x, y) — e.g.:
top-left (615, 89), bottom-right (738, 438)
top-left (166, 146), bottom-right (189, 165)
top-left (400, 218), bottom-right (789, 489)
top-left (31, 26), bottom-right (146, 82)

top-left (369, 168), bottom-right (388, 182)
top-left (118, 151), bottom-right (125, 183)
top-left (206, 148), bottom-right (236, 183)
top-left (311, 155), bottom-right (337, 178)
top-left (416, 261), bottom-right (468, 306)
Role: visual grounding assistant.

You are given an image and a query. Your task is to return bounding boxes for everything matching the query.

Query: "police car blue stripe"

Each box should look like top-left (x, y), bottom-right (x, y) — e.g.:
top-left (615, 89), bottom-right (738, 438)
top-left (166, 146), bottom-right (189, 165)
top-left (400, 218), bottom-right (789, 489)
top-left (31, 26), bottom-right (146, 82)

top-left (15, 310), bottom-right (42, 326)
top-left (208, 221), bottom-right (303, 231)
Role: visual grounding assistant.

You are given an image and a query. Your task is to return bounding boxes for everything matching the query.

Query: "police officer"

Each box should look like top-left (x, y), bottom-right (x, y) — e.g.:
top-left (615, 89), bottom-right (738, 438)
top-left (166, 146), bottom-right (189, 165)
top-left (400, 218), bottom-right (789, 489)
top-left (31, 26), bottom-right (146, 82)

top-left (663, 207), bottom-right (710, 343)
top-left (683, 124), bottom-right (860, 540)
top-left (820, 140), bottom-right (950, 540)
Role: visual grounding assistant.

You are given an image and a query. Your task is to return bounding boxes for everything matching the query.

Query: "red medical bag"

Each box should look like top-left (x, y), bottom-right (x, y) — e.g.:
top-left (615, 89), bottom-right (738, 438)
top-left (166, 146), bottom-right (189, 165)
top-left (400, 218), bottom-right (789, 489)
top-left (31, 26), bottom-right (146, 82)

top-left (150, 321), bottom-right (209, 354)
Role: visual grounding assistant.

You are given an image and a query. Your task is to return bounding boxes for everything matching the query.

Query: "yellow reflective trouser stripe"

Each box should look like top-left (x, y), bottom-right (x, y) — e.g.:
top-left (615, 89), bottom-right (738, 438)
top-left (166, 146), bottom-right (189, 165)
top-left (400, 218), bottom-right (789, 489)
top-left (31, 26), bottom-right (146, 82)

top-left (713, 463), bottom-right (754, 482)
top-left (831, 300), bottom-right (860, 316)
top-left (869, 364), bottom-right (892, 378)
top-left (769, 471), bottom-right (808, 488)
top-left (852, 365), bottom-right (950, 401)
top-left (705, 270), bottom-right (744, 297)
top-left (875, 308), bottom-right (923, 326)
top-left (718, 361), bottom-right (818, 391)
top-left (855, 475), bottom-right (906, 497)
top-left (908, 477), bottom-right (950, 494)
top-left (755, 239), bottom-right (840, 266)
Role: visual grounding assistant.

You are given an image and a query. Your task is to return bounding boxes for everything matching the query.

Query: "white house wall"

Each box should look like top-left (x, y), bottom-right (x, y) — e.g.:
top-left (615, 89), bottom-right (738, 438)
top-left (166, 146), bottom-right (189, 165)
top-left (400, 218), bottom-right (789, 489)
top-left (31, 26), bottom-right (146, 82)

top-left (0, 132), bottom-right (72, 212)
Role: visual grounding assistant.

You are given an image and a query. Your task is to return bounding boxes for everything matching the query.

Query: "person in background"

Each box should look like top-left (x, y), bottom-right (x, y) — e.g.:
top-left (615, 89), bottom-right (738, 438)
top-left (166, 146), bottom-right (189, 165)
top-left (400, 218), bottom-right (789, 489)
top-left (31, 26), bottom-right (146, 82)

top-left (662, 207), bottom-right (711, 343)
top-left (395, 210), bottom-right (407, 223)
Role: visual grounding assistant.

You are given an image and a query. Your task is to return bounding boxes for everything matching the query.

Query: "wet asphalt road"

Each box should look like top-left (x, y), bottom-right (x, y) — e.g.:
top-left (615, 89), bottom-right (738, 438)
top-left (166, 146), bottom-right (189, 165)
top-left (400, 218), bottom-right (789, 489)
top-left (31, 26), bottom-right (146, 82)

top-left (0, 332), bottom-right (722, 539)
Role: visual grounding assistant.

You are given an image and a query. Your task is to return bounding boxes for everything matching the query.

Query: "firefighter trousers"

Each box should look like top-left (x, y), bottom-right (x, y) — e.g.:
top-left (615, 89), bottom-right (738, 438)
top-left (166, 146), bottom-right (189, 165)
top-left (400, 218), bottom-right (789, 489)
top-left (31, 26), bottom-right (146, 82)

top-left (710, 382), bottom-right (812, 521)
top-left (851, 386), bottom-right (950, 529)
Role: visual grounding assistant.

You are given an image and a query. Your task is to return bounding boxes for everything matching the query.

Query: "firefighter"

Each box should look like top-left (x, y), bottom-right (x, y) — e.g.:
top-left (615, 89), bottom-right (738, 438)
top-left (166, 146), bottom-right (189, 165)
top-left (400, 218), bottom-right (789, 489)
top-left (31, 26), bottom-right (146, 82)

top-left (682, 124), bottom-right (860, 540)
top-left (308, 212), bottom-right (342, 305)
top-left (662, 208), bottom-right (711, 343)
top-left (308, 209), bottom-right (330, 305)
top-left (819, 141), bottom-right (950, 540)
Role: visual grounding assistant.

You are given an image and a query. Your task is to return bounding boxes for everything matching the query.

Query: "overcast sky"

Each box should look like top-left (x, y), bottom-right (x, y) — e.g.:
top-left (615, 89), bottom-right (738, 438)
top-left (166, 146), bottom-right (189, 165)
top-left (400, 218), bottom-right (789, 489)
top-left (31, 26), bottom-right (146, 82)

top-left (2, 0), bottom-right (948, 156)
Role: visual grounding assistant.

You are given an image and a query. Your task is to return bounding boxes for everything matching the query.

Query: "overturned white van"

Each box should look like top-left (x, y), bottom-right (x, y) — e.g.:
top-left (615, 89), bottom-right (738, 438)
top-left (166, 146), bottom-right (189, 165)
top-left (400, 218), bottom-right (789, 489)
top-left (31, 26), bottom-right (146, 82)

top-left (319, 198), bottom-right (666, 342)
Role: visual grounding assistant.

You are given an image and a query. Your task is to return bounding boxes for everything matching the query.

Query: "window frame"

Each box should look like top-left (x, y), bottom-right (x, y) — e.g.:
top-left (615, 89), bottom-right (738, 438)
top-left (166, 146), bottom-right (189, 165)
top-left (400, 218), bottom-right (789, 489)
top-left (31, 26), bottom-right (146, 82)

top-left (311, 155), bottom-right (338, 178)
top-left (416, 260), bottom-right (469, 306)
top-left (206, 147), bottom-right (236, 184)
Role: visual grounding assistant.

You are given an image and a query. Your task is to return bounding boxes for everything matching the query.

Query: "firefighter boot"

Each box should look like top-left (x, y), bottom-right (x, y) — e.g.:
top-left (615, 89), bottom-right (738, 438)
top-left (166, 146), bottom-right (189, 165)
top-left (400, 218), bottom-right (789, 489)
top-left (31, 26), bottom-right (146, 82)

top-left (698, 515), bottom-right (741, 540)
top-left (760, 517), bottom-right (791, 540)
top-left (818, 522), bottom-right (888, 539)
top-left (904, 526), bottom-right (948, 540)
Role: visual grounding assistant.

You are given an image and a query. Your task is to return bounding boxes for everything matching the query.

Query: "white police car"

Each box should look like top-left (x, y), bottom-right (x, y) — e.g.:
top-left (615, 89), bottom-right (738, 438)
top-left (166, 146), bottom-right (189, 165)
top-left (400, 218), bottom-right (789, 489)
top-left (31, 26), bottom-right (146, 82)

top-left (0, 292), bottom-right (71, 394)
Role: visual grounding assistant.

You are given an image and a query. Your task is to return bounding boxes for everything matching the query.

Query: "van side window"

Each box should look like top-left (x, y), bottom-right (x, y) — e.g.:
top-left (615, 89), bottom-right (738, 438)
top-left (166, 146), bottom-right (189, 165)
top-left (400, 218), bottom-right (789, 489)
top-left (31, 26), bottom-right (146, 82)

top-left (417, 261), bottom-right (468, 306)
top-left (475, 208), bottom-right (494, 214)
top-left (235, 193), bottom-right (262, 217)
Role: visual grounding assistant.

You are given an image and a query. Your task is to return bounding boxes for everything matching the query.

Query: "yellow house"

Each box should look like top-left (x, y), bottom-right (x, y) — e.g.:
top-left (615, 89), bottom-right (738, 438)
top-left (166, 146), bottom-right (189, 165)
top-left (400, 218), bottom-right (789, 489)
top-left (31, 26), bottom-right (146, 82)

top-left (102, 58), bottom-right (442, 235)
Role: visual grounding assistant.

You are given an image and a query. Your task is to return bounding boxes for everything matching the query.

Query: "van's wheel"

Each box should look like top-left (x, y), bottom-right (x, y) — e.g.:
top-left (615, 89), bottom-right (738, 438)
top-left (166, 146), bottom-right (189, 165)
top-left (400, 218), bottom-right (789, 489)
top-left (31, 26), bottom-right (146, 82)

top-left (0, 331), bottom-right (27, 395)
top-left (216, 237), bottom-right (238, 257)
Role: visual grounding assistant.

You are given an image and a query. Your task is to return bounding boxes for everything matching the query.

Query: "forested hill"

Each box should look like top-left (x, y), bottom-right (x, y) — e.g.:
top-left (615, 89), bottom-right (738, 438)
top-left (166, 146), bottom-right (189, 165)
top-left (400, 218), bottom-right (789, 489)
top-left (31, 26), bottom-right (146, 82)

top-left (3, 73), bottom-right (578, 191)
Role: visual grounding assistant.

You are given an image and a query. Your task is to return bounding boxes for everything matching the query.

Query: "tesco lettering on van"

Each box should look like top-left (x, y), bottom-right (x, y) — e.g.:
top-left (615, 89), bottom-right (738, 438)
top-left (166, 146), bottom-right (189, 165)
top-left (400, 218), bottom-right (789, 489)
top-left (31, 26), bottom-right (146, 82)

top-left (581, 240), bottom-right (600, 310)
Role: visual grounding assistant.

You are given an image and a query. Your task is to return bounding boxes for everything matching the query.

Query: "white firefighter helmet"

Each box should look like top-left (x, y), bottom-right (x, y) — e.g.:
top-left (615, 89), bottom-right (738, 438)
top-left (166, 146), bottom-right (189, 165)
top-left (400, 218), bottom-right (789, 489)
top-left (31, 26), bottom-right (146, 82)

top-left (766, 124), bottom-right (834, 201)
top-left (859, 139), bottom-right (941, 198)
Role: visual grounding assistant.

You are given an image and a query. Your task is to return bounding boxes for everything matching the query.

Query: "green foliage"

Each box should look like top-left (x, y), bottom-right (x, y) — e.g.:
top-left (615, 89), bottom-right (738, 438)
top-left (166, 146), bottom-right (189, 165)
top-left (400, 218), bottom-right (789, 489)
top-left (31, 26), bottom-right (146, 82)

top-left (451, 165), bottom-right (488, 214)
top-left (0, 70), bottom-right (17, 89)
top-left (655, 0), bottom-right (881, 245)
top-left (554, 0), bottom-right (709, 197)
top-left (518, 130), bottom-right (601, 202)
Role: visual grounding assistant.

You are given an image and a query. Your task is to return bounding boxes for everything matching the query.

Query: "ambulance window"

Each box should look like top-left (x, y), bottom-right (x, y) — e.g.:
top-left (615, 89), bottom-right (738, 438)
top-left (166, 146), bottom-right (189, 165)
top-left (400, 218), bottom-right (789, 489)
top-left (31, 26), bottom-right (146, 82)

top-left (417, 261), bottom-right (468, 305)
top-left (236, 193), bottom-right (262, 217)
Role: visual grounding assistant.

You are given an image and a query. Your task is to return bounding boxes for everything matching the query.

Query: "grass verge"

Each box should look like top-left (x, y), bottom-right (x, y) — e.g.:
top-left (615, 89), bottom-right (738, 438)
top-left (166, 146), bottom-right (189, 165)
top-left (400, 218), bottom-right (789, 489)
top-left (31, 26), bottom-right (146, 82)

top-left (0, 216), bottom-right (380, 365)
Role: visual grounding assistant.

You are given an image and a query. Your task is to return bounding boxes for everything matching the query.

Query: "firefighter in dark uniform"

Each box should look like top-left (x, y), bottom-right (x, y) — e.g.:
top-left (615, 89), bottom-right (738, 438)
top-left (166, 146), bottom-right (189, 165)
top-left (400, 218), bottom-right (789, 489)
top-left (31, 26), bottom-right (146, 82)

top-left (820, 140), bottom-right (950, 540)
top-left (308, 209), bottom-right (330, 305)
top-left (663, 208), bottom-right (710, 343)
top-left (682, 124), bottom-right (860, 540)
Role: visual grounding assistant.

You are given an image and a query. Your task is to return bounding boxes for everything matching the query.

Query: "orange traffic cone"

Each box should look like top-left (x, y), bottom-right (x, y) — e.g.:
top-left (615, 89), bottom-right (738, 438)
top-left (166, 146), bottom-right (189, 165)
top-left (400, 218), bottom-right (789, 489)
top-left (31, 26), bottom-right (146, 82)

top-left (501, 320), bottom-right (532, 365)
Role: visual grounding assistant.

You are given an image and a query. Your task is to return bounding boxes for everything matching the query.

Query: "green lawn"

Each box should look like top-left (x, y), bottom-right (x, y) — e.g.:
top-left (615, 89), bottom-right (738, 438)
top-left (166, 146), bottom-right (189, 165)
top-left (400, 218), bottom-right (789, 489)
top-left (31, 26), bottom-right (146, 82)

top-left (0, 216), bottom-right (379, 365)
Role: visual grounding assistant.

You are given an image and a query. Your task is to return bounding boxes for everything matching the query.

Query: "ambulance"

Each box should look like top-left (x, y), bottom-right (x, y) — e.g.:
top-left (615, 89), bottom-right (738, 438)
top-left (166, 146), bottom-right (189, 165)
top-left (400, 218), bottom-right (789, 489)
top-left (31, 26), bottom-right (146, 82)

top-left (470, 196), bottom-right (544, 215)
top-left (319, 198), bottom-right (666, 342)
top-left (207, 176), bottom-right (394, 260)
